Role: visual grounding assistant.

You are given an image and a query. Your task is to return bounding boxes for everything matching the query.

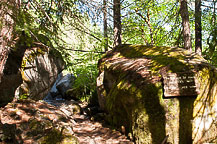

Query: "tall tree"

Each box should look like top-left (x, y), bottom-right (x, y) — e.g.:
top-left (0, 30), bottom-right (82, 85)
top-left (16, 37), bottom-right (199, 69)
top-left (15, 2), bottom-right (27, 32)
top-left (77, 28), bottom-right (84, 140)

top-left (0, 0), bottom-right (19, 82)
top-left (207, 0), bottom-right (217, 58)
top-left (195, 0), bottom-right (202, 55)
top-left (113, 0), bottom-right (122, 46)
top-left (180, 0), bottom-right (192, 51)
top-left (103, 0), bottom-right (108, 51)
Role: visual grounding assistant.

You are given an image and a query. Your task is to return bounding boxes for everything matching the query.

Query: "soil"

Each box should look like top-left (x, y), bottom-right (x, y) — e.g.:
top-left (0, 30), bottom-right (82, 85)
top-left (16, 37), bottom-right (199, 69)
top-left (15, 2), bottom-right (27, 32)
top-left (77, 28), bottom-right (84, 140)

top-left (0, 99), bottom-right (134, 144)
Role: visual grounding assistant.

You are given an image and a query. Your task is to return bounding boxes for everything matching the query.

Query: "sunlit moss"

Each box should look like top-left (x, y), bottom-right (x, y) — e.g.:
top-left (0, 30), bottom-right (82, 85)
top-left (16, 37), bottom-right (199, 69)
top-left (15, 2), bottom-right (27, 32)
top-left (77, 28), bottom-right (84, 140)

top-left (98, 44), bottom-right (217, 143)
top-left (40, 128), bottom-right (79, 144)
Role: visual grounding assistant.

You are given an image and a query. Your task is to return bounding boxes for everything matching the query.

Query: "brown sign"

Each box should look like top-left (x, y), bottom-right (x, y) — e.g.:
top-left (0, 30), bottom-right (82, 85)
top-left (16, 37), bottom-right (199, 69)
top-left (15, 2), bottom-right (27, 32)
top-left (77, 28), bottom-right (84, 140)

top-left (162, 72), bottom-right (199, 97)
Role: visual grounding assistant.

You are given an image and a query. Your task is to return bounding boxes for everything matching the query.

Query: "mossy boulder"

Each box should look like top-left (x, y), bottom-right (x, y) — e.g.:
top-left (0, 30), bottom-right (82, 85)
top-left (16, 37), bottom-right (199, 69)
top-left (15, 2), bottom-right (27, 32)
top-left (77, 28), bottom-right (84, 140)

top-left (15, 45), bottom-right (65, 100)
top-left (66, 88), bottom-right (82, 100)
top-left (97, 44), bottom-right (217, 144)
top-left (0, 42), bottom-right (64, 106)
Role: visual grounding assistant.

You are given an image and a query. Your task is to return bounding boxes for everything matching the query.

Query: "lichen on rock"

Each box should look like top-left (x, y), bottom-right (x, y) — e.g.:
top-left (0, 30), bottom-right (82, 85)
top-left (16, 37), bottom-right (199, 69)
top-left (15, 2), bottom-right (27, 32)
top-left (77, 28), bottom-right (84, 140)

top-left (15, 44), bottom-right (65, 101)
top-left (0, 37), bottom-right (65, 107)
top-left (97, 44), bottom-right (217, 144)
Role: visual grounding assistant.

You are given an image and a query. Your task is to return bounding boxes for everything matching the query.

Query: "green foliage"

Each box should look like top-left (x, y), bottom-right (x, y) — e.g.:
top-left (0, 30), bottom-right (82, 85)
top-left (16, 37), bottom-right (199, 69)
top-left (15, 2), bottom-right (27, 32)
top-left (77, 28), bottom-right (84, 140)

top-left (121, 0), bottom-right (182, 46)
top-left (201, 1), bottom-right (217, 66)
top-left (66, 47), bottom-right (101, 103)
top-left (58, 18), bottom-right (103, 103)
top-left (19, 94), bottom-right (28, 100)
top-left (0, 0), bottom-right (80, 51)
top-left (71, 65), bottom-right (98, 102)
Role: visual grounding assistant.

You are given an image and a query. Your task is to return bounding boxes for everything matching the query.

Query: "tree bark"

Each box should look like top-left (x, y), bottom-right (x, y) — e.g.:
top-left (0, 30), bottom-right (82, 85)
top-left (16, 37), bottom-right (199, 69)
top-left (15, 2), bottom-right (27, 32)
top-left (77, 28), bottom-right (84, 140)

top-left (147, 9), bottom-right (154, 45)
top-left (195, 0), bottom-right (202, 55)
top-left (180, 0), bottom-right (192, 51)
top-left (103, 0), bottom-right (108, 51)
top-left (113, 0), bottom-right (122, 46)
top-left (0, 0), bottom-right (17, 82)
top-left (207, 0), bottom-right (217, 56)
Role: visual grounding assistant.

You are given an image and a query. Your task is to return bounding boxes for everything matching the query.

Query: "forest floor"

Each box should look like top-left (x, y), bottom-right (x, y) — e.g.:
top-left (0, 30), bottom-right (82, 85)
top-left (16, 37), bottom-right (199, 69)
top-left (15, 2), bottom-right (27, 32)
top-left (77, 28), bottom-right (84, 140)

top-left (0, 99), bottom-right (134, 144)
top-left (71, 102), bottom-right (134, 144)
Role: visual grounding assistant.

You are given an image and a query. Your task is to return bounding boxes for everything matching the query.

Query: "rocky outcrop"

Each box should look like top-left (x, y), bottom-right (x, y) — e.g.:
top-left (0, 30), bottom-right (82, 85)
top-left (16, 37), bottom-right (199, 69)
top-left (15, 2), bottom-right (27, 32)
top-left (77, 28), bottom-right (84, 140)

top-left (44, 73), bottom-right (64, 100)
top-left (56, 74), bottom-right (75, 98)
top-left (15, 45), bottom-right (65, 100)
top-left (97, 44), bottom-right (217, 144)
top-left (44, 73), bottom-right (77, 101)
top-left (0, 42), bottom-right (64, 107)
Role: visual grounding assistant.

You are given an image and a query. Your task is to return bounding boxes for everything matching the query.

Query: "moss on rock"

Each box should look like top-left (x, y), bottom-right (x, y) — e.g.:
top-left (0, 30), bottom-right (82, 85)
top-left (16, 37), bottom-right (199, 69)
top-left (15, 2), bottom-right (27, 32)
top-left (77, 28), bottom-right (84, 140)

top-left (40, 128), bottom-right (79, 144)
top-left (97, 44), bottom-right (217, 144)
top-left (15, 44), bottom-right (64, 101)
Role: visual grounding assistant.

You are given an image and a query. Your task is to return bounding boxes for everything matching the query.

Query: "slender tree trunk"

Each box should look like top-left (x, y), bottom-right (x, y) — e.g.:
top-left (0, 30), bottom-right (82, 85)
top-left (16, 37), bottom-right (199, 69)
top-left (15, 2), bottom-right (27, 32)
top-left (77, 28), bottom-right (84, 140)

top-left (207, 0), bottom-right (216, 56)
top-left (147, 9), bottom-right (154, 45)
top-left (195, 0), bottom-right (202, 55)
top-left (141, 26), bottom-right (149, 45)
top-left (113, 0), bottom-right (121, 46)
top-left (103, 0), bottom-right (108, 51)
top-left (212, 0), bottom-right (216, 27)
top-left (180, 0), bottom-right (192, 51)
top-left (135, 9), bottom-right (153, 45)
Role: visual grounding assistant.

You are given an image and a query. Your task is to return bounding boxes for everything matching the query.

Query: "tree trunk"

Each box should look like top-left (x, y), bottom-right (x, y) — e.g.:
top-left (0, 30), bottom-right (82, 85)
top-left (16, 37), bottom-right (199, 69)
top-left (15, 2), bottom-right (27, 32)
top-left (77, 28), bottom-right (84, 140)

top-left (207, 0), bottom-right (217, 57)
top-left (213, 0), bottom-right (216, 25)
top-left (0, 0), bottom-right (17, 82)
top-left (103, 0), bottom-right (108, 51)
top-left (113, 0), bottom-right (122, 46)
top-left (180, 0), bottom-right (192, 51)
top-left (135, 9), bottom-right (153, 45)
top-left (195, 0), bottom-right (202, 55)
top-left (147, 9), bottom-right (154, 45)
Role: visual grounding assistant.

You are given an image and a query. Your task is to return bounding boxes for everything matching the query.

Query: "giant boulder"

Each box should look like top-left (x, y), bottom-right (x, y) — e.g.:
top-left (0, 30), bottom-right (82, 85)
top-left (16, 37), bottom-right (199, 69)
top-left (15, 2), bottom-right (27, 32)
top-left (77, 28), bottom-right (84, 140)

top-left (15, 45), bottom-right (65, 100)
top-left (56, 74), bottom-right (75, 98)
top-left (97, 44), bottom-right (217, 144)
top-left (0, 43), bottom-right (64, 107)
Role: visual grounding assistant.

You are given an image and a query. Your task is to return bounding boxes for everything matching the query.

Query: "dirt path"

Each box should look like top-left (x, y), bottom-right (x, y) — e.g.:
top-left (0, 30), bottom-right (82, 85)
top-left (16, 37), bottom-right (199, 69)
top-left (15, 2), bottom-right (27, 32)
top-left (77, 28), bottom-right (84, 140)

top-left (72, 114), bottom-right (133, 144)
top-left (55, 100), bottom-right (134, 144)
top-left (0, 100), bottom-right (134, 144)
